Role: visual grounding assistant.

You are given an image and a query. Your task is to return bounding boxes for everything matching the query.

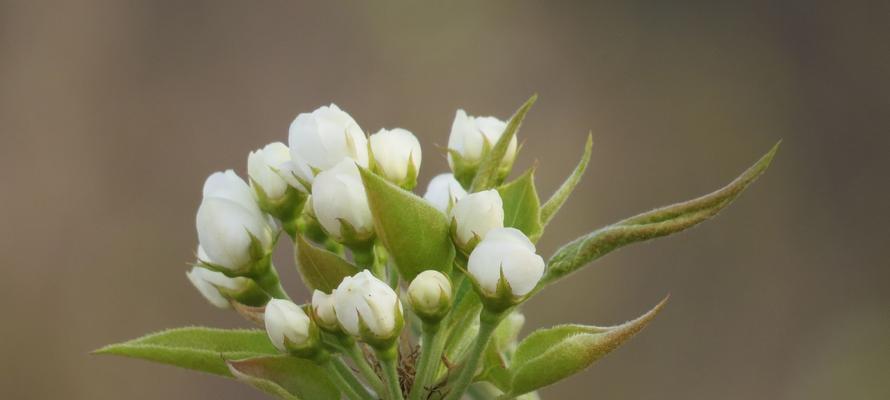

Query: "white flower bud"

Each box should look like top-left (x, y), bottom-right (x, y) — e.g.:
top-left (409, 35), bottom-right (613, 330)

top-left (311, 290), bottom-right (339, 331)
top-left (468, 228), bottom-right (545, 299)
top-left (407, 270), bottom-right (452, 322)
top-left (288, 104), bottom-right (368, 185)
top-left (311, 159), bottom-right (374, 243)
top-left (186, 265), bottom-right (254, 309)
top-left (369, 128), bottom-right (422, 188)
top-left (264, 299), bottom-right (317, 354)
top-left (447, 109), bottom-right (517, 171)
top-left (450, 189), bottom-right (504, 252)
top-left (333, 270), bottom-right (403, 345)
top-left (195, 170), bottom-right (276, 273)
top-left (423, 173), bottom-right (467, 214)
top-left (248, 142), bottom-right (294, 200)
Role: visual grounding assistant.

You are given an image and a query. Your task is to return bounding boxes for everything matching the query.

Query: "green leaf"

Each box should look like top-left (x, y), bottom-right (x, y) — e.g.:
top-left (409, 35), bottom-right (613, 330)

top-left (507, 297), bottom-right (667, 396)
top-left (359, 166), bottom-right (455, 282)
top-left (478, 310), bottom-right (526, 390)
top-left (540, 133), bottom-right (593, 227)
top-left (497, 168), bottom-right (543, 241)
top-left (542, 141), bottom-right (780, 286)
top-left (295, 233), bottom-right (359, 292)
top-left (228, 356), bottom-right (340, 400)
top-left (470, 94), bottom-right (537, 192)
top-left (94, 327), bottom-right (278, 376)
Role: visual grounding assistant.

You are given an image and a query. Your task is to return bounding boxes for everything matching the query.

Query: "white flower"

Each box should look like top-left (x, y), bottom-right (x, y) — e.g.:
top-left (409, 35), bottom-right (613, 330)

top-left (369, 128), bottom-right (422, 187)
top-left (467, 228), bottom-right (545, 297)
top-left (288, 104), bottom-right (368, 185)
top-left (311, 290), bottom-right (339, 331)
top-left (333, 270), bottom-right (403, 341)
top-left (264, 299), bottom-right (314, 352)
top-left (450, 189), bottom-right (504, 252)
top-left (186, 265), bottom-right (253, 309)
top-left (195, 170), bottom-right (276, 272)
top-left (423, 173), bottom-right (467, 213)
top-left (248, 142), bottom-right (296, 199)
top-left (311, 159), bottom-right (374, 242)
top-left (447, 109), bottom-right (517, 168)
top-left (407, 270), bottom-right (452, 321)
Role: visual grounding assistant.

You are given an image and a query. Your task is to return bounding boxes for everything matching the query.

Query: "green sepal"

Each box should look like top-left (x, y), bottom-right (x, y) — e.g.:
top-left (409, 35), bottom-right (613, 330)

top-left (448, 148), bottom-right (481, 189)
top-left (540, 133), bottom-right (593, 228)
top-left (227, 355), bottom-right (340, 400)
top-left (458, 263), bottom-right (525, 314)
top-left (295, 233), bottom-right (359, 292)
top-left (332, 217), bottom-right (375, 248)
top-left (541, 141), bottom-right (780, 287)
top-left (214, 276), bottom-right (271, 307)
top-left (450, 215), bottom-right (483, 255)
top-left (469, 94), bottom-right (537, 192)
top-left (93, 327), bottom-right (278, 377)
top-left (358, 166), bottom-right (455, 281)
top-left (251, 179), bottom-right (308, 237)
top-left (497, 168), bottom-right (543, 241)
top-left (505, 297), bottom-right (667, 396)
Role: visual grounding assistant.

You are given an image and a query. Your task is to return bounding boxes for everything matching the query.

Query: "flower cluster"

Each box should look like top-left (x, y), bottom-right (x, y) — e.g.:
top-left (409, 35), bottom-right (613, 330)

top-left (101, 95), bottom-right (778, 400)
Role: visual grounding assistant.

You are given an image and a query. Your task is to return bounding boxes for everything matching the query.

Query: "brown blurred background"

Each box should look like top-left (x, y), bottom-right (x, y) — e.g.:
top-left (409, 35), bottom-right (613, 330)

top-left (1, 1), bottom-right (888, 399)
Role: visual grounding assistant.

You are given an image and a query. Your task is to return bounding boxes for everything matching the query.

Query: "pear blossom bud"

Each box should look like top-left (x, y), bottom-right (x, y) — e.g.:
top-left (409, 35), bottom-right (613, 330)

top-left (186, 265), bottom-right (267, 309)
top-left (423, 173), bottom-right (467, 214)
top-left (333, 270), bottom-right (403, 347)
top-left (450, 189), bottom-right (504, 253)
top-left (468, 228), bottom-right (545, 306)
top-left (288, 104), bottom-right (368, 186)
top-left (311, 159), bottom-right (374, 244)
top-left (369, 128), bottom-right (422, 189)
top-left (264, 299), bottom-right (320, 355)
top-left (407, 270), bottom-right (452, 323)
top-left (447, 110), bottom-right (517, 185)
top-left (195, 170), bottom-right (276, 274)
top-left (311, 290), bottom-right (340, 332)
top-left (248, 142), bottom-right (295, 200)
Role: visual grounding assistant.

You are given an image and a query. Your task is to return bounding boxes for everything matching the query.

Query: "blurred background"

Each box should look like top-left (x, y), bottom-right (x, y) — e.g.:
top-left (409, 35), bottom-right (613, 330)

top-left (1, 1), bottom-right (888, 399)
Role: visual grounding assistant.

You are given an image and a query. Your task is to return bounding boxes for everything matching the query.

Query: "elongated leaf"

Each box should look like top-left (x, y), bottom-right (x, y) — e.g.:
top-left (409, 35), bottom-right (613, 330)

top-left (359, 167), bottom-right (454, 281)
top-left (542, 141), bottom-right (780, 285)
top-left (94, 327), bottom-right (277, 376)
top-left (507, 297), bottom-right (667, 396)
top-left (498, 168), bottom-right (543, 240)
top-left (228, 356), bottom-right (340, 400)
top-left (540, 134), bottom-right (593, 227)
top-left (295, 233), bottom-right (358, 292)
top-left (470, 95), bottom-right (537, 191)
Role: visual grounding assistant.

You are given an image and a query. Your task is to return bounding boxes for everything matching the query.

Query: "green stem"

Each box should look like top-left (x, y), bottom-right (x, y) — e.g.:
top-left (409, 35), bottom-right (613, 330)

top-left (442, 309), bottom-right (503, 400)
top-left (376, 346), bottom-right (405, 400)
top-left (253, 265), bottom-right (290, 300)
top-left (325, 360), bottom-right (371, 400)
top-left (331, 358), bottom-right (377, 400)
top-left (408, 322), bottom-right (443, 400)
top-left (344, 340), bottom-right (386, 396)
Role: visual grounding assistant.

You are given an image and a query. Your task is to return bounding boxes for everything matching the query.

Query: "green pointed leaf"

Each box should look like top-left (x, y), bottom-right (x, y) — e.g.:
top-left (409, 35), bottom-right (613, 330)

top-left (295, 233), bottom-right (359, 292)
top-left (507, 297), bottom-right (667, 396)
top-left (497, 168), bottom-right (543, 241)
top-left (359, 166), bottom-right (455, 281)
top-left (542, 141), bottom-right (780, 286)
top-left (540, 134), bottom-right (593, 227)
top-left (470, 94), bottom-right (537, 192)
top-left (94, 327), bottom-right (278, 376)
top-left (228, 356), bottom-right (340, 400)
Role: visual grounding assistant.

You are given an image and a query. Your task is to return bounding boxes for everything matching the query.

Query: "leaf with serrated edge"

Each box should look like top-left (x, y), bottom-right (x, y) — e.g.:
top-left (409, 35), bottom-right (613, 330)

top-left (470, 95), bottom-right (537, 192)
top-left (540, 133), bottom-right (593, 227)
top-left (228, 356), bottom-right (340, 400)
top-left (507, 297), bottom-right (667, 396)
top-left (94, 327), bottom-right (278, 377)
top-left (542, 141), bottom-right (780, 286)
top-left (295, 233), bottom-right (358, 292)
top-left (498, 168), bottom-right (543, 241)
top-left (359, 166), bottom-right (454, 281)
